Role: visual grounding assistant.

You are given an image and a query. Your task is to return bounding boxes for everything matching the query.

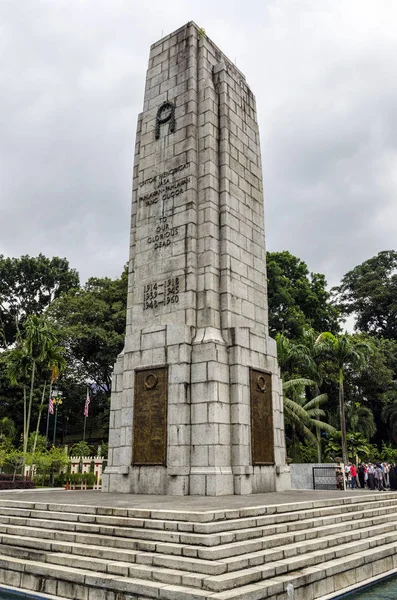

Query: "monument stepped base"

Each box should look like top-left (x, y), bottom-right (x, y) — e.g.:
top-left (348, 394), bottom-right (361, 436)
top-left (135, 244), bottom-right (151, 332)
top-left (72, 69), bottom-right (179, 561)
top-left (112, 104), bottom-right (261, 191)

top-left (1, 491), bottom-right (397, 599)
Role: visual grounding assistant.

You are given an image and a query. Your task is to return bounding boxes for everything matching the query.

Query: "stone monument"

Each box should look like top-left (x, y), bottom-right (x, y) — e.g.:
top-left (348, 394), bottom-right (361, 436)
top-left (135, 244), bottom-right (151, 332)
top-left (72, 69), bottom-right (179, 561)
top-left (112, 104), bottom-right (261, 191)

top-left (102, 22), bottom-right (290, 496)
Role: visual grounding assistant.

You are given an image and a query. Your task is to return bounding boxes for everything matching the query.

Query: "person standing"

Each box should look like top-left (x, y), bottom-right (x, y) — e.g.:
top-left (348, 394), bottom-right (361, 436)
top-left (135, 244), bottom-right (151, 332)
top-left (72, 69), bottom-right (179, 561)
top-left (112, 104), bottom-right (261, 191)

top-left (358, 463), bottom-right (365, 489)
top-left (345, 463), bottom-right (351, 487)
top-left (367, 463), bottom-right (376, 490)
top-left (390, 464), bottom-right (397, 490)
top-left (375, 464), bottom-right (384, 491)
top-left (383, 463), bottom-right (390, 489)
top-left (350, 463), bottom-right (358, 489)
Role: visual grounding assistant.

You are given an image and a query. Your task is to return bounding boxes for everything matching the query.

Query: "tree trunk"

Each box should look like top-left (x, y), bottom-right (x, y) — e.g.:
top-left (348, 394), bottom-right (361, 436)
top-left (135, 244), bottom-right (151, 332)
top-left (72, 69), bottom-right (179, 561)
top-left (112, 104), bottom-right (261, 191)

top-left (23, 387), bottom-right (27, 450)
top-left (316, 425), bottom-right (322, 463)
top-left (339, 368), bottom-right (348, 465)
top-left (32, 382), bottom-right (46, 456)
top-left (24, 360), bottom-right (36, 454)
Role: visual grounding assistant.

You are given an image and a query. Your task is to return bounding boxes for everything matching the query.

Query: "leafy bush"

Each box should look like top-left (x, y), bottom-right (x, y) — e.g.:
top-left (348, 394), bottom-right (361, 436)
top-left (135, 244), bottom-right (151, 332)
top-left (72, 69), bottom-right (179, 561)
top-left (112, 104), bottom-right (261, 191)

top-left (4, 450), bottom-right (25, 480)
top-left (0, 480), bottom-right (34, 490)
top-left (298, 442), bottom-right (320, 463)
top-left (0, 473), bottom-right (28, 481)
top-left (380, 443), bottom-right (397, 464)
top-left (324, 431), bottom-right (373, 462)
top-left (31, 447), bottom-right (70, 486)
top-left (27, 433), bottom-right (47, 453)
top-left (68, 472), bottom-right (97, 487)
top-left (70, 441), bottom-right (92, 457)
top-left (99, 442), bottom-right (108, 458)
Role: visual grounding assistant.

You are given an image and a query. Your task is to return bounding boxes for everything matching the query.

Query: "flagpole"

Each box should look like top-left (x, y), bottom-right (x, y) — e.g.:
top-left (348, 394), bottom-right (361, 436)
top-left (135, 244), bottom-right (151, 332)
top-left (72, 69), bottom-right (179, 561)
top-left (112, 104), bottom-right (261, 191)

top-left (83, 387), bottom-right (90, 442)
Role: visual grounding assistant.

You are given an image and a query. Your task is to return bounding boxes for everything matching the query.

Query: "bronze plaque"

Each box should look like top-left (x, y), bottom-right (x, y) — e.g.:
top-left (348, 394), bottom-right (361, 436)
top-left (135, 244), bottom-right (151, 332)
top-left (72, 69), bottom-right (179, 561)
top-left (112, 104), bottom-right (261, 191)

top-left (250, 369), bottom-right (275, 465)
top-left (133, 367), bottom-right (168, 466)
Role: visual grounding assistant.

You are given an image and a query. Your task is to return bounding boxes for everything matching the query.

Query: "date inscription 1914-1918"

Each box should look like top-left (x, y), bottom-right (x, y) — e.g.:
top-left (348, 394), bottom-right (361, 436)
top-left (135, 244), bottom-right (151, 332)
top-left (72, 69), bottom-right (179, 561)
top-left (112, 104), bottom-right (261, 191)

top-left (144, 277), bottom-right (180, 310)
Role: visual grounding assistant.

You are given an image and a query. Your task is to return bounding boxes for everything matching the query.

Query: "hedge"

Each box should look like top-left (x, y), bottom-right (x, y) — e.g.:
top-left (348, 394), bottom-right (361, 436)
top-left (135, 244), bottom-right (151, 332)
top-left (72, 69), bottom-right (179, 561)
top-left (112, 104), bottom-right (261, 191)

top-left (0, 480), bottom-right (35, 490)
top-left (0, 474), bottom-right (28, 481)
top-left (67, 472), bottom-right (97, 487)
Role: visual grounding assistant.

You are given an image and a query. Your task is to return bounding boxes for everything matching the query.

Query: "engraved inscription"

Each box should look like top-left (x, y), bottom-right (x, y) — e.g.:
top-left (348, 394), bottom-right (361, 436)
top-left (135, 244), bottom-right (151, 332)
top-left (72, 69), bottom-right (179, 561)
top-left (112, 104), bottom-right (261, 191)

top-left (143, 277), bottom-right (180, 310)
top-left (133, 367), bottom-right (168, 466)
top-left (250, 369), bottom-right (274, 465)
top-left (138, 162), bottom-right (190, 207)
top-left (147, 216), bottom-right (179, 251)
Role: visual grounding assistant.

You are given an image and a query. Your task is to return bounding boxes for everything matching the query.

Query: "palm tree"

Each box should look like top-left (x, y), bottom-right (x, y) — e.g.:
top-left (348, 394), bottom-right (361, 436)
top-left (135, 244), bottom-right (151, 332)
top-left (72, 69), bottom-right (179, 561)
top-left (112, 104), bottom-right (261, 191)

top-left (382, 395), bottom-right (397, 443)
top-left (345, 401), bottom-right (376, 439)
top-left (31, 341), bottom-right (66, 456)
top-left (0, 417), bottom-right (16, 450)
top-left (283, 378), bottom-right (335, 461)
top-left (315, 333), bottom-right (372, 465)
top-left (276, 333), bottom-right (317, 381)
top-left (0, 417), bottom-right (16, 440)
top-left (6, 315), bottom-right (59, 455)
top-left (23, 315), bottom-right (57, 454)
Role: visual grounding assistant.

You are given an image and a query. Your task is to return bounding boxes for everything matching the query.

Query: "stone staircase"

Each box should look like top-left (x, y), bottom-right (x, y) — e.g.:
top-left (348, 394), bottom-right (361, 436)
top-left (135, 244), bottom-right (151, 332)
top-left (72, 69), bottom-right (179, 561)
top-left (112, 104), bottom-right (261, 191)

top-left (1, 493), bottom-right (397, 599)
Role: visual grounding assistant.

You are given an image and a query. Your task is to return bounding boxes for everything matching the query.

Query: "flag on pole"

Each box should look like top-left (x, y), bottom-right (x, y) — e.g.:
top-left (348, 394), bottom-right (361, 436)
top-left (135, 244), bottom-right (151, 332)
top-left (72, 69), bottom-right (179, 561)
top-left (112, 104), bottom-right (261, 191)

top-left (49, 397), bottom-right (54, 415)
top-left (84, 389), bottom-right (90, 417)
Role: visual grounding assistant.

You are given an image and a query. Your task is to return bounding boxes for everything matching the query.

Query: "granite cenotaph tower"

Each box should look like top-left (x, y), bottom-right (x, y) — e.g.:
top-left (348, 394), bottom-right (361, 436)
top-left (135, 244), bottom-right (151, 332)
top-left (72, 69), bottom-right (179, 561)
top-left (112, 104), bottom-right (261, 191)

top-left (102, 22), bottom-right (290, 496)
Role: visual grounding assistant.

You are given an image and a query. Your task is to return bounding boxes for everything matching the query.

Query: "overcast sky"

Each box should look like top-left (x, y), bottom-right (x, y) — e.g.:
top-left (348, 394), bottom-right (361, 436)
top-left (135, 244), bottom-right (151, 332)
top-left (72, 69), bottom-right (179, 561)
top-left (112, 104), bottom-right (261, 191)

top-left (1, 0), bottom-right (396, 286)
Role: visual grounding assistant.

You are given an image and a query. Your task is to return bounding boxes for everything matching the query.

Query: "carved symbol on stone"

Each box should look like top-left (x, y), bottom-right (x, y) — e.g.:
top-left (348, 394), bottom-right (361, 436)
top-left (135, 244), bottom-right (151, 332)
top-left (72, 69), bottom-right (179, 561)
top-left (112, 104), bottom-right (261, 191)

top-left (144, 373), bottom-right (158, 390)
top-left (256, 375), bottom-right (267, 393)
top-left (155, 101), bottom-right (176, 139)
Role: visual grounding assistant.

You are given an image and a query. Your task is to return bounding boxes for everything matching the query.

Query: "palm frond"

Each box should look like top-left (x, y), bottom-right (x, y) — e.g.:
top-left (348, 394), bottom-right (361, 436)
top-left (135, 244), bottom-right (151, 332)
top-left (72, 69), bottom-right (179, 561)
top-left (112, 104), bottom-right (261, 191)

top-left (283, 378), bottom-right (316, 392)
top-left (303, 394), bottom-right (328, 411)
top-left (310, 420), bottom-right (336, 434)
top-left (283, 397), bottom-right (312, 422)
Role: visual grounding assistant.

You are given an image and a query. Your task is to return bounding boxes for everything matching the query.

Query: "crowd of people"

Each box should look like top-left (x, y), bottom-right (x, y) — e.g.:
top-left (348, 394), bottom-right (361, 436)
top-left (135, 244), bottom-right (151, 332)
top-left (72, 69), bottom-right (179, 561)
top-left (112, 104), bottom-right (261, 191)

top-left (336, 462), bottom-right (397, 491)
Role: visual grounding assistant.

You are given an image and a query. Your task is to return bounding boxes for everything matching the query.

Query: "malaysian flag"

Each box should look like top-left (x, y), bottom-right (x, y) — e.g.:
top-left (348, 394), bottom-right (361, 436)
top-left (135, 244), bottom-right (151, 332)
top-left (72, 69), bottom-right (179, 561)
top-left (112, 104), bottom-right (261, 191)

top-left (84, 389), bottom-right (90, 418)
top-left (49, 397), bottom-right (54, 415)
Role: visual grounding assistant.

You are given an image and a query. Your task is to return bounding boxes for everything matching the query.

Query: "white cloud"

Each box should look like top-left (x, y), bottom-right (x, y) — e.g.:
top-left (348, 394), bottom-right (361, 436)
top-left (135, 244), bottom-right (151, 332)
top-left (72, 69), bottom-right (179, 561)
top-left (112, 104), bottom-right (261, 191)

top-left (1, 0), bottom-right (396, 285)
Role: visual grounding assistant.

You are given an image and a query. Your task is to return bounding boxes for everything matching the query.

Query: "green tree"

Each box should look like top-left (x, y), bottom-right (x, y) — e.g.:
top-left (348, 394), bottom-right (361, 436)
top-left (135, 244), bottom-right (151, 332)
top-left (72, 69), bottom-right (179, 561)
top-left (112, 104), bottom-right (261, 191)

top-left (0, 417), bottom-right (15, 441)
top-left (283, 378), bottom-right (335, 462)
top-left (345, 401), bottom-right (376, 439)
top-left (5, 315), bottom-right (64, 456)
top-left (276, 332), bottom-right (317, 381)
top-left (31, 341), bottom-right (65, 455)
top-left (0, 254), bottom-right (79, 348)
top-left (267, 251), bottom-right (340, 339)
top-left (334, 250), bottom-right (397, 338)
top-left (48, 268), bottom-right (127, 392)
top-left (0, 417), bottom-right (15, 453)
top-left (324, 431), bottom-right (373, 462)
top-left (27, 433), bottom-right (47, 454)
top-left (47, 268), bottom-right (127, 441)
top-left (381, 398), bottom-right (397, 444)
top-left (4, 449), bottom-right (25, 481)
top-left (70, 441), bottom-right (92, 457)
top-left (315, 333), bottom-right (373, 464)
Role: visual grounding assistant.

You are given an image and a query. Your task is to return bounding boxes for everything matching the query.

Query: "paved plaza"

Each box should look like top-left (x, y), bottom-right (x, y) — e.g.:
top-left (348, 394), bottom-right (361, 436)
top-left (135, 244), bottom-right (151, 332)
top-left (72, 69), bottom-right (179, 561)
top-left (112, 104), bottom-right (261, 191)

top-left (0, 487), bottom-right (377, 510)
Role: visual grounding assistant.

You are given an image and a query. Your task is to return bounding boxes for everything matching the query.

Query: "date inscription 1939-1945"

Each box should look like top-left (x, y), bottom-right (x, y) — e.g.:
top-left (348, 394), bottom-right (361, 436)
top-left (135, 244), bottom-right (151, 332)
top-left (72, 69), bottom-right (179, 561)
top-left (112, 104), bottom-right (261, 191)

top-left (144, 277), bottom-right (180, 311)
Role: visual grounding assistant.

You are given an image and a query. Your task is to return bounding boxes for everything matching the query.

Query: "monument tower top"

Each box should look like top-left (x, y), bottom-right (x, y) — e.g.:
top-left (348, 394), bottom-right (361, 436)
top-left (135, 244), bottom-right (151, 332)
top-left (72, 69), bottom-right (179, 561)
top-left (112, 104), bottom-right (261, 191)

top-left (103, 23), bottom-right (290, 496)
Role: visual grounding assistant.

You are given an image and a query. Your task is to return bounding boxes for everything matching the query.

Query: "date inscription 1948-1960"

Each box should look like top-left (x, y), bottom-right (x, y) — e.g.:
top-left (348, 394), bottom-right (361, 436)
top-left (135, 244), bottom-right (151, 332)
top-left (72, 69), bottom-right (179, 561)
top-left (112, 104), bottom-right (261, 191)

top-left (144, 277), bottom-right (180, 310)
